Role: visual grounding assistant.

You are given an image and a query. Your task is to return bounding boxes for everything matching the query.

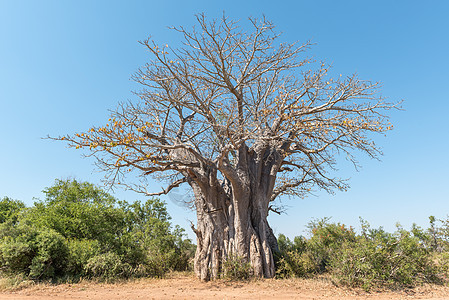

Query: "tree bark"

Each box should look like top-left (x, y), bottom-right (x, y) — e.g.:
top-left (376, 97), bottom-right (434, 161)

top-left (190, 146), bottom-right (280, 281)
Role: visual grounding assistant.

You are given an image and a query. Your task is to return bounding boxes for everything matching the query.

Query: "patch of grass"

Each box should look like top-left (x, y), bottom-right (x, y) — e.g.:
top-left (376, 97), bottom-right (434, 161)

top-left (0, 274), bottom-right (35, 291)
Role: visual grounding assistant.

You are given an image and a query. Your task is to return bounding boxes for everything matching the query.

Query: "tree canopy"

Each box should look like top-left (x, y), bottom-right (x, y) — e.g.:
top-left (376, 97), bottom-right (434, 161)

top-left (0, 197), bottom-right (25, 224)
top-left (56, 14), bottom-right (398, 280)
top-left (60, 15), bottom-right (396, 203)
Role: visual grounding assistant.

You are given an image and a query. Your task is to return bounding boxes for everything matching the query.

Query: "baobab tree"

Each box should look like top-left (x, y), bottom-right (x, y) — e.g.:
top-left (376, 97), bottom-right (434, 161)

top-left (57, 15), bottom-right (398, 280)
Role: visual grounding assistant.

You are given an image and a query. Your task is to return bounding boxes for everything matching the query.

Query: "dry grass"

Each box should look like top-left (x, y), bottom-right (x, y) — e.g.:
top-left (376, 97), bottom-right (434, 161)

top-left (0, 274), bottom-right (35, 292)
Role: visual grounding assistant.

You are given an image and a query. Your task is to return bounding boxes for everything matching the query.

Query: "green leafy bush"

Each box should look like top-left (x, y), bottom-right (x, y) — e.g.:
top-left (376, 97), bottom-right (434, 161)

top-left (22, 180), bottom-right (126, 244)
top-left (276, 218), bottom-right (356, 278)
top-left (329, 222), bottom-right (443, 290)
top-left (28, 229), bottom-right (69, 279)
top-left (0, 223), bottom-right (68, 279)
top-left (275, 234), bottom-right (313, 278)
top-left (276, 250), bottom-right (315, 278)
top-left (275, 218), bottom-right (447, 290)
top-left (0, 179), bottom-right (195, 282)
top-left (84, 252), bottom-right (132, 280)
top-left (305, 218), bottom-right (357, 273)
top-left (65, 239), bottom-right (101, 277)
top-left (0, 197), bottom-right (25, 224)
top-left (0, 237), bottom-right (34, 274)
top-left (222, 254), bottom-right (252, 280)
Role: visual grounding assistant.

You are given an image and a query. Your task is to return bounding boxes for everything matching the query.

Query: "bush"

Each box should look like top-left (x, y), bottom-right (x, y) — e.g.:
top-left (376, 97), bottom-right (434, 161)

top-left (306, 218), bottom-right (357, 273)
top-left (66, 239), bottom-right (101, 277)
top-left (0, 223), bottom-right (68, 280)
top-left (275, 234), bottom-right (313, 278)
top-left (277, 234), bottom-right (306, 254)
top-left (0, 238), bottom-right (34, 274)
top-left (222, 254), bottom-right (252, 280)
top-left (0, 197), bottom-right (25, 224)
top-left (275, 218), bottom-right (447, 290)
top-left (276, 250), bottom-right (315, 278)
top-left (28, 229), bottom-right (69, 279)
top-left (0, 179), bottom-right (195, 282)
top-left (145, 248), bottom-right (176, 278)
top-left (330, 222), bottom-right (444, 290)
top-left (84, 252), bottom-right (132, 280)
top-left (22, 179), bottom-right (126, 245)
top-left (275, 218), bottom-right (356, 278)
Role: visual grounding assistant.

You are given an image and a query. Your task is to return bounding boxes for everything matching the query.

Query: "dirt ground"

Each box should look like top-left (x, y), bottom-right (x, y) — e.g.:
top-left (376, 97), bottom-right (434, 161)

top-left (1, 273), bottom-right (448, 300)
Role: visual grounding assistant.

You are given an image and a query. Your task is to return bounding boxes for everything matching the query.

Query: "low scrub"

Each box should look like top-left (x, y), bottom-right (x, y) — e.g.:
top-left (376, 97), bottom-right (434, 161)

top-left (222, 254), bottom-right (253, 280)
top-left (275, 217), bottom-right (449, 290)
top-left (84, 252), bottom-right (133, 280)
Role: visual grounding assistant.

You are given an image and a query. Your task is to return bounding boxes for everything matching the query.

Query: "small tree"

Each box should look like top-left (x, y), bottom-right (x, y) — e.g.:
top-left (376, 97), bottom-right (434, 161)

top-left (56, 15), bottom-right (398, 280)
top-left (0, 197), bottom-right (25, 224)
top-left (24, 179), bottom-right (124, 243)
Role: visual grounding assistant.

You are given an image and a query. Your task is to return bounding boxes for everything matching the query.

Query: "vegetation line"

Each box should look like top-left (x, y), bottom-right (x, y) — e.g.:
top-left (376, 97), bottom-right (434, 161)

top-left (1, 179), bottom-right (449, 292)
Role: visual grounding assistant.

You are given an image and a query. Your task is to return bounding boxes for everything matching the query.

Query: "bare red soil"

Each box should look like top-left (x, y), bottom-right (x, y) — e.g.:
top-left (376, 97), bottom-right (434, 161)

top-left (1, 273), bottom-right (448, 300)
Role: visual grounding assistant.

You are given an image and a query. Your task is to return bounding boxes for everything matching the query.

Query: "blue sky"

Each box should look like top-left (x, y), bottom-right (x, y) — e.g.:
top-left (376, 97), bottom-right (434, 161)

top-left (1, 0), bottom-right (448, 240)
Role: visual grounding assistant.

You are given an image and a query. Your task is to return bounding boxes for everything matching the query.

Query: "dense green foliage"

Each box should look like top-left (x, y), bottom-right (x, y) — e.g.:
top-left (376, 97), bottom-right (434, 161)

top-left (0, 179), bottom-right (194, 282)
top-left (0, 197), bottom-right (25, 224)
top-left (275, 217), bottom-right (449, 290)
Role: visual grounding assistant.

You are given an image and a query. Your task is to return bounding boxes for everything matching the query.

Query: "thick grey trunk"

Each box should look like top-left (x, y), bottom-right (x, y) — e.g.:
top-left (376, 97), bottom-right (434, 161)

top-left (182, 142), bottom-right (282, 281)
top-left (190, 177), bottom-right (230, 280)
top-left (190, 163), bottom-right (278, 280)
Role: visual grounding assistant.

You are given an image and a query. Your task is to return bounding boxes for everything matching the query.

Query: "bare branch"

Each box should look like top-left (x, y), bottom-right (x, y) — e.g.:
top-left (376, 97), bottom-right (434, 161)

top-left (147, 177), bottom-right (188, 196)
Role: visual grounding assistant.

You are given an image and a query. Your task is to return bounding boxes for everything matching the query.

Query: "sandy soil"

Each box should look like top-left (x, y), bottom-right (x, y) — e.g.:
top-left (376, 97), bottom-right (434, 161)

top-left (1, 273), bottom-right (448, 300)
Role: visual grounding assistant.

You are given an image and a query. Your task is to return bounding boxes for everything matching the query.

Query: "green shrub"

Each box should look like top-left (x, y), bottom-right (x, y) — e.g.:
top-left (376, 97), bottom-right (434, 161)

top-left (329, 222), bottom-right (443, 290)
top-left (277, 234), bottom-right (306, 254)
top-left (0, 223), bottom-right (68, 280)
top-left (306, 218), bottom-right (356, 273)
top-left (275, 218), bottom-right (447, 290)
top-left (276, 250), bottom-right (315, 278)
top-left (0, 238), bottom-right (34, 274)
top-left (276, 218), bottom-right (356, 278)
top-left (275, 234), bottom-right (311, 278)
top-left (0, 180), bottom-right (195, 282)
top-left (428, 216), bottom-right (449, 252)
top-left (28, 229), bottom-right (69, 279)
top-left (66, 239), bottom-right (101, 277)
top-left (22, 179), bottom-right (126, 245)
top-left (145, 248), bottom-right (176, 278)
top-left (0, 197), bottom-right (25, 224)
top-left (222, 254), bottom-right (252, 280)
top-left (84, 252), bottom-right (132, 280)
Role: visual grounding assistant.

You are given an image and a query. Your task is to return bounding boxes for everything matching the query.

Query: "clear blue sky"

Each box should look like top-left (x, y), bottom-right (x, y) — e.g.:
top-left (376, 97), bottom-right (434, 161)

top-left (1, 0), bottom-right (448, 240)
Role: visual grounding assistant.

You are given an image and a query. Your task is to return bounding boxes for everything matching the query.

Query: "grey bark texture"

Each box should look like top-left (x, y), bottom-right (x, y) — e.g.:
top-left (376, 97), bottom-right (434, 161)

top-left (188, 143), bottom-right (281, 280)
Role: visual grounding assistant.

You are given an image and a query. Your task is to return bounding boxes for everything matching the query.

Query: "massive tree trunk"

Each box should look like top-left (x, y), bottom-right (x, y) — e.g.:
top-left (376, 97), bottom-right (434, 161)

top-left (190, 144), bottom-right (280, 281)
